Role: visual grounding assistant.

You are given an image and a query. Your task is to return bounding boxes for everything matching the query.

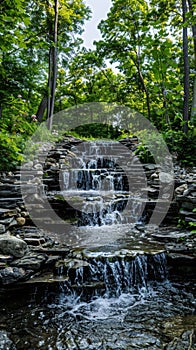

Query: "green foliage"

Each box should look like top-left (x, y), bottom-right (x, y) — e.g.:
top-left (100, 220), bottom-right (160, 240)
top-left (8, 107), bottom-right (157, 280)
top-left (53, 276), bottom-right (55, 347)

top-left (178, 207), bottom-right (196, 233)
top-left (135, 144), bottom-right (155, 163)
top-left (0, 0), bottom-right (90, 170)
top-left (0, 0), bottom-right (195, 171)
top-left (0, 132), bottom-right (24, 170)
top-left (163, 129), bottom-right (196, 166)
top-left (72, 123), bottom-right (122, 140)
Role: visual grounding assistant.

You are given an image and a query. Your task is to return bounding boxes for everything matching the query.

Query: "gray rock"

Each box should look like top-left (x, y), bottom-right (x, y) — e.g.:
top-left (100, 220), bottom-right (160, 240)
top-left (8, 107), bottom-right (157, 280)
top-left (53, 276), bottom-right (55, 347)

top-left (34, 163), bottom-right (43, 170)
top-left (21, 161), bottom-right (34, 169)
top-left (0, 224), bottom-right (6, 234)
top-left (0, 266), bottom-right (26, 285)
top-left (0, 331), bottom-right (13, 350)
top-left (144, 164), bottom-right (157, 171)
top-left (11, 253), bottom-right (47, 270)
top-left (0, 234), bottom-right (28, 257)
top-left (0, 217), bottom-right (15, 225)
top-left (159, 172), bottom-right (173, 184)
top-left (181, 202), bottom-right (195, 210)
top-left (175, 183), bottom-right (188, 195)
top-left (0, 254), bottom-right (13, 263)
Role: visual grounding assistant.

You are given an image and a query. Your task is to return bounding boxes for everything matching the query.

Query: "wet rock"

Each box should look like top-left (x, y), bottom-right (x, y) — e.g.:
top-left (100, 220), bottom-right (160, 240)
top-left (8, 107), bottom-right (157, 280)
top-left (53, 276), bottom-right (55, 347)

top-left (23, 237), bottom-right (45, 246)
top-left (0, 234), bottom-right (28, 258)
top-left (0, 254), bottom-right (13, 264)
top-left (0, 266), bottom-right (26, 285)
top-left (151, 230), bottom-right (190, 243)
top-left (0, 330), bottom-right (13, 350)
top-left (166, 330), bottom-right (195, 350)
top-left (55, 258), bottom-right (89, 274)
top-left (167, 253), bottom-right (196, 278)
top-left (11, 253), bottom-right (48, 271)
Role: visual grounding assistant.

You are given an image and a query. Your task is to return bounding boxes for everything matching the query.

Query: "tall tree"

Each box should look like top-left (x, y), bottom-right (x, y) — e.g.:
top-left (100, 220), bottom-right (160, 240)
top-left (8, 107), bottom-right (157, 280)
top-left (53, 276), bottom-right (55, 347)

top-left (182, 0), bottom-right (190, 134)
top-left (187, 0), bottom-right (196, 124)
top-left (96, 0), bottom-right (152, 119)
top-left (47, 0), bottom-right (59, 130)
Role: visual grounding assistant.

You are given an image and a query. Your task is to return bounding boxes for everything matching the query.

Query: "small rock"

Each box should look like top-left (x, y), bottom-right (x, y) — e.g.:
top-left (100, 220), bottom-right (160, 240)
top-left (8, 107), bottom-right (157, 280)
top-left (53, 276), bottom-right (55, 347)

top-left (151, 172), bottom-right (159, 180)
top-left (23, 237), bottom-right (45, 246)
top-left (0, 266), bottom-right (26, 285)
top-left (0, 224), bottom-right (6, 234)
top-left (21, 161), bottom-right (34, 169)
top-left (0, 234), bottom-right (28, 258)
top-left (175, 184), bottom-right (188, 195)
top-left (144, 164), bottom-right (157, 171)
top-left (34, 163), bottom-right (43, 170)
top-left (16, 217), bottom-right (26, 226)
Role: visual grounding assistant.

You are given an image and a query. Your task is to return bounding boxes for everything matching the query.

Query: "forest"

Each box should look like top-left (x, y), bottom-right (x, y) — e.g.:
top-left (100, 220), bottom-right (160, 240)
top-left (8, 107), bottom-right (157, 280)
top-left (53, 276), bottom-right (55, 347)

top-left (0, 0), bottom-right (196, 170)
top-left (0, 2), bottom-right (196, 348)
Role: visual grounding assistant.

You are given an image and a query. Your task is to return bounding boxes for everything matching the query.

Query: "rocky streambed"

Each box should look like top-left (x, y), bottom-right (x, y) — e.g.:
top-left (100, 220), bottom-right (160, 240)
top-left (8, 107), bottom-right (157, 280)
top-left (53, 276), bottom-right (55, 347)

top-left (0, 136), bottom-right (195, 349)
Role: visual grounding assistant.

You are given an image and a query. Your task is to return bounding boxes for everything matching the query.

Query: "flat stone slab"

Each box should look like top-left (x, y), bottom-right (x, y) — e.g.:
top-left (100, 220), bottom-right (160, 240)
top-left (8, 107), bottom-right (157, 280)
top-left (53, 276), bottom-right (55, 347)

top-left (151, 231), bottom-right (192, 243)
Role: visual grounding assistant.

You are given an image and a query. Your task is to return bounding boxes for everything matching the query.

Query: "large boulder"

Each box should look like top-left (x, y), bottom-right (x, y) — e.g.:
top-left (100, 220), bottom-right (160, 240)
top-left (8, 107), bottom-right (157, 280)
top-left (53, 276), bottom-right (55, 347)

top-left (0, 234), bottom-right (28, 258)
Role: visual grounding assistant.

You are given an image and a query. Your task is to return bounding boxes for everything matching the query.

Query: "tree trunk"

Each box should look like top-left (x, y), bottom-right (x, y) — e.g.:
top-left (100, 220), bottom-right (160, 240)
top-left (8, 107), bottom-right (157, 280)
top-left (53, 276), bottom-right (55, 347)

top-left (135, 59), bottom-right (151, 120)
top-left (191, 76), bottom-right (196, 123)
top-left (36, 96), bottom-right (48, 123)
top-left (47, 0), bottom-right (58, 131)
top-left (187, 0), bottom-right (196, 124)
top-left (182, 0), bottom-right (190, 134)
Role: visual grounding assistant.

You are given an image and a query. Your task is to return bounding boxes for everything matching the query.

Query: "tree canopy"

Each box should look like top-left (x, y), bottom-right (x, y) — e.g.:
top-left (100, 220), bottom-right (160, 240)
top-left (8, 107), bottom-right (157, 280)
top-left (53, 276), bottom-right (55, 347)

top-left (0, 0), bottom-right (195, 169)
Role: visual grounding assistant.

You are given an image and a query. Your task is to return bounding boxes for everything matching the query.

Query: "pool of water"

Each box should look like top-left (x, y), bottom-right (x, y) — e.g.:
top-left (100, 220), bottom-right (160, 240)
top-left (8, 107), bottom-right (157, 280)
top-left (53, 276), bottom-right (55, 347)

top-left (0, 278), bottom-right (195, 350)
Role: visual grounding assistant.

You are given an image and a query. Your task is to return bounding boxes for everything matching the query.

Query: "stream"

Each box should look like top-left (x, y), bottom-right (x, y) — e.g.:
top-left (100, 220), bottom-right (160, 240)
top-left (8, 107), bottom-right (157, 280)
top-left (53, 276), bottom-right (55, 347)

top-left (0, 140), bottom-right (195, 349)
top-left (0, 275), bottom-right (195, 349)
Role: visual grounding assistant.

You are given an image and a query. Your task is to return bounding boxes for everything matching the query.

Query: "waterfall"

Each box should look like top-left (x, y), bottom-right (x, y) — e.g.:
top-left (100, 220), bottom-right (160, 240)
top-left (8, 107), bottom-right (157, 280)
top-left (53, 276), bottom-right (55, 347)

top-left (58, 252), bottom-right (168, 298)
top-left (62, 141), bottom-right (146, 226)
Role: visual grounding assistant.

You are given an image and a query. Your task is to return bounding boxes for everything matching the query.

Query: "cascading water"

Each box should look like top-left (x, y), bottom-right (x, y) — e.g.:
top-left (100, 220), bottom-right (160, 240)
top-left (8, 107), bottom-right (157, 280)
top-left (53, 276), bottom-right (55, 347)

top-left (61, 141), bottom-right (147, 226)
top-left (61, 252), bottom-right (168, 298)
top-left (57, 140), bottom-right (168, 298)
top-left (1, 140), bottom-right (195, 350)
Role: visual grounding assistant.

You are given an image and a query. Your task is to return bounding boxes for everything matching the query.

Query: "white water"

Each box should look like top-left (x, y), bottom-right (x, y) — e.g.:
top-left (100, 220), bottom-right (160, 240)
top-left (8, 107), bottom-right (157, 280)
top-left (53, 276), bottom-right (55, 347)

top-left (61, 141), bottom-right (147, 226)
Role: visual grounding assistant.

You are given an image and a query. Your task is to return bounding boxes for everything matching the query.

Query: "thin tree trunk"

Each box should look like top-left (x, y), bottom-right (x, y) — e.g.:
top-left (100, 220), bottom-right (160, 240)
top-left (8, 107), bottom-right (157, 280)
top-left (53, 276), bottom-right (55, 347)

top-left (47, 0), bottom-right (58, 131)
top-left (133, 27), bottom-right (151, 119)
top-left (138, 68), bottom-right (151, 120)
top-left (182, 0), bottom-right (190, 134)
top-left (191, 76), bottom-right (196, 122)
top-left (187, 0), bottom-right (196, 123)
top-left (134, 58), bottom-right (151, 119)
top-left (36, 96), bottom-right (48, 123)
top-left (162, 86), bottom-right (170, 126)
